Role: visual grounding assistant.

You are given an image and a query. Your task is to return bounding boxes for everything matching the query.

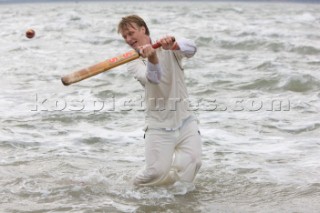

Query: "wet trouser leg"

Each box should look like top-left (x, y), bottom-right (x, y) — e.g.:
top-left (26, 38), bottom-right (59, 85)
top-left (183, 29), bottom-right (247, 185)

top-left (134, 119), bottom-right (202, 186)
top-left (172, 119), bottom-right (202, 182)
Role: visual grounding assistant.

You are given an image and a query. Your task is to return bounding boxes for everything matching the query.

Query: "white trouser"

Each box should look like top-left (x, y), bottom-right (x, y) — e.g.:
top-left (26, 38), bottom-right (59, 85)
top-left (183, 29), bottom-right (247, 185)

top-left (134, 118), bottom-right (202, 186)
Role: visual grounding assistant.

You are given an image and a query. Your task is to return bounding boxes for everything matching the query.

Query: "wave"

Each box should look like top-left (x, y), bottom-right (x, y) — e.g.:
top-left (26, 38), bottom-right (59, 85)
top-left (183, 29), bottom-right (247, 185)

top-left (216, 38), bottom-right (320, 55)
top-left (217, 39), bottom-right (266, 51)
top-left (238, 75), bottom-right (280, 91)
top-left (238, 74), bottom-right (320, 93)
top-left (290, 45), bottom-right (320, 55)
top-left (280, 74), bottom-right (320, 92)
top-left (215, 7), bottom-right (244, 14)
top-left (264, 122), bottom-right (320, 135)
top-left (196, 36), bottom-right (214, 47)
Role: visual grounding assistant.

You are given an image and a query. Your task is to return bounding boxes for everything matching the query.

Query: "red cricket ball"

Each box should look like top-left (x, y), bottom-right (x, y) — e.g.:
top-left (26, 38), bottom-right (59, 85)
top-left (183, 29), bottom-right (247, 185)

top-left (26, 29), bottom-right (35, 39)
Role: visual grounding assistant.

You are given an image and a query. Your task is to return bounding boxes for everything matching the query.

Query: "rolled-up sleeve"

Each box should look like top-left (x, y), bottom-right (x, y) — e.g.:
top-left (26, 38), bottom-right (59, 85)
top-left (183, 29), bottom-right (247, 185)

top-left (176, 38), bottom-right (197, 58)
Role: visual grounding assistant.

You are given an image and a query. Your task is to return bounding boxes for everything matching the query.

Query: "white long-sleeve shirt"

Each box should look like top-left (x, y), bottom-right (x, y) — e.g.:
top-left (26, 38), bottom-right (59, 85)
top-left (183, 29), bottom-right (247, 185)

top-left (127, 38), bottom-right (197, 130)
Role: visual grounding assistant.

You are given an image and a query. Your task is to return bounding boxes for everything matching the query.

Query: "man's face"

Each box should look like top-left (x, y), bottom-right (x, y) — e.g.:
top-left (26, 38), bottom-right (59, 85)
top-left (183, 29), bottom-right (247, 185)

top-left (120, 23), bottom-right (148, 49)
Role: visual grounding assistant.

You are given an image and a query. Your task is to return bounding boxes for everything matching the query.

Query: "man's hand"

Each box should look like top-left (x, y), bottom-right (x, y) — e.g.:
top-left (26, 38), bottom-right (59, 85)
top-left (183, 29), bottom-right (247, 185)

top-left (138, 44), bottom-right (159, 64)
top-left (158, 36), bottom-right (178, 50)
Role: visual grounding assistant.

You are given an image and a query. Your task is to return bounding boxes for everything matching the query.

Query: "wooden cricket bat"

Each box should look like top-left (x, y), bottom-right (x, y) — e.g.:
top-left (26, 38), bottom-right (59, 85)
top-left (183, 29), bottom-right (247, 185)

top-left (61, 41), bottom-right (166, 86)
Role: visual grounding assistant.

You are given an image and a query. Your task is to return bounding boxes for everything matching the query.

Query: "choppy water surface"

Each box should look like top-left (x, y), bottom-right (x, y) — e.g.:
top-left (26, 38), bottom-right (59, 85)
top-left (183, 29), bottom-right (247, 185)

top-left (1, 1), bottom-right (320, 212)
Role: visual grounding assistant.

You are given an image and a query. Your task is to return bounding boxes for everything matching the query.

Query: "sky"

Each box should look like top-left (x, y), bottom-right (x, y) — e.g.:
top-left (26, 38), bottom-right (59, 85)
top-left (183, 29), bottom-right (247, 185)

top-left (1, 0), bottom-right (320, 2)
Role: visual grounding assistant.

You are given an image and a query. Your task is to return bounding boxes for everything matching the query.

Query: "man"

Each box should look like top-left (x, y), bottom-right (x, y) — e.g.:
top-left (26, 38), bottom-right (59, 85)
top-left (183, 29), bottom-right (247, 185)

top-left (117, 15), bottom-right (201, 188)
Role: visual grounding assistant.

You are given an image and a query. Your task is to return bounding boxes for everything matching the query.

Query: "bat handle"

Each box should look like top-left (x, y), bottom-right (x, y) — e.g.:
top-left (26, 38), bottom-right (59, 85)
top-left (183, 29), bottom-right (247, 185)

top-left (151, 37), bottom-right (176, 49)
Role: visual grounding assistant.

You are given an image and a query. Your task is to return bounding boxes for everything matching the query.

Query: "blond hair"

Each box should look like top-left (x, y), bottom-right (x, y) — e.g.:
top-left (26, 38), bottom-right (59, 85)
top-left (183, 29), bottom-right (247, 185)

top-left (117, 15), bottom-right (150, 36)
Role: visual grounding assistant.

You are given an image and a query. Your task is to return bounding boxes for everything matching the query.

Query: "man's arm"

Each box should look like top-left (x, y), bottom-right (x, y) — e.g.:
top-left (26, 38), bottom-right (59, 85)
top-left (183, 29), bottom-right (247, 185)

top-left (175, 38), bottom-right (197, 58)
top-left (158, 36), bottom-right (197, 58)
top-left (139, 44), bottom-right (162, 84)
top-left (127, 60), bottom-right (148, 87)
top-left (127, 56), bottom-right (162, 86)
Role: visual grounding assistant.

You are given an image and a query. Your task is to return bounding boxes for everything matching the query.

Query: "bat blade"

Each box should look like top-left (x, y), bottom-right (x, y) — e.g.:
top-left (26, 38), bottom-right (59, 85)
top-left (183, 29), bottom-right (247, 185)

top-left (61, 49), bottom-right (139, 86)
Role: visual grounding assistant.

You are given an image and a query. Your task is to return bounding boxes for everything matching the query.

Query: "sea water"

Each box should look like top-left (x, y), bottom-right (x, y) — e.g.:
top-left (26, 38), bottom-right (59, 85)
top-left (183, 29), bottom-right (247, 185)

top-left (0, 1), bottom-right (320, 212)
